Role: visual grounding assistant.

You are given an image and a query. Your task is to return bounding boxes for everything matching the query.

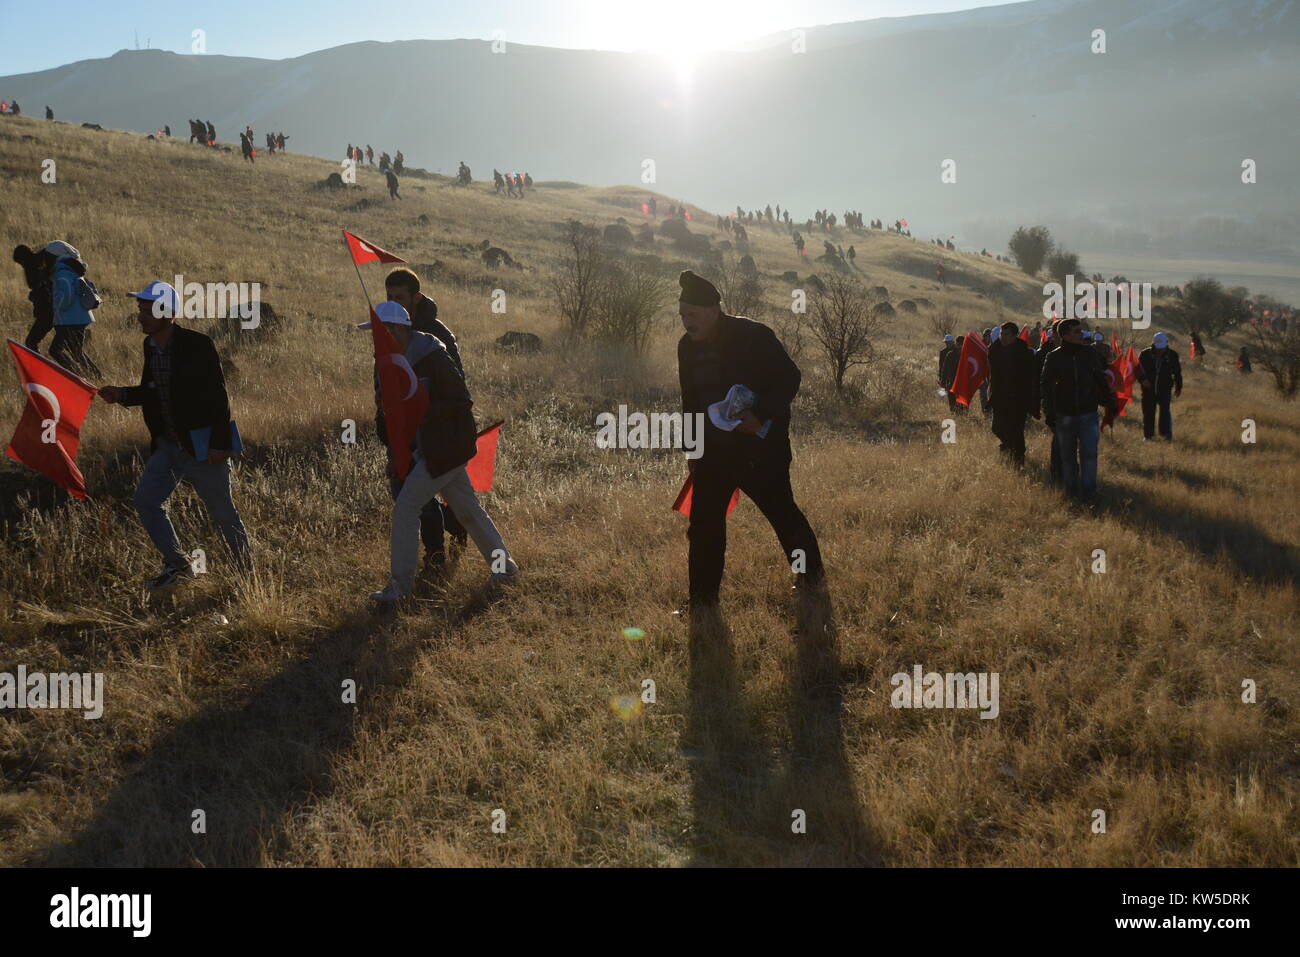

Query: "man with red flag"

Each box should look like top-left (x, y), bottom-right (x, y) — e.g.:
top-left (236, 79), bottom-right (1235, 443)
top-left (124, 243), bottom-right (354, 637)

top-left (676, 270), bottom-right (822, 615)
top-left (6, 339), bottom-right (97, 499)
top-left (380, 266), bottom-right (469, 569)
top-left (362, 301), bottom-right (518, 603)
top-left (948, 329), bottom-right (989, 407)
top-left (97, 280), bottom-right (251, 589)
top-left (987, 321), bottom-right (1038, 465)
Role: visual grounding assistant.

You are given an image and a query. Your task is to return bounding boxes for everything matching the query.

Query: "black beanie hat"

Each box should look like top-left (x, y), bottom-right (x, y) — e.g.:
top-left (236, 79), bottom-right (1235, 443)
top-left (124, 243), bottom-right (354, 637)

top-left (678, 270), bottom-right (721, 308)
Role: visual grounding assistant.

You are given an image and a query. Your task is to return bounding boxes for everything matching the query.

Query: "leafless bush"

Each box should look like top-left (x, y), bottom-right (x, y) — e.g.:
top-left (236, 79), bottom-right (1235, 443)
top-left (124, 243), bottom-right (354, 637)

top-left (1251, 323), bottom-right (1300, 400)
top-left (807, 273), bottom-right (889, 394)
top-left (590, 258), bottom-right (672, 357)
top-left (549, 220), bottom-right (604, 340)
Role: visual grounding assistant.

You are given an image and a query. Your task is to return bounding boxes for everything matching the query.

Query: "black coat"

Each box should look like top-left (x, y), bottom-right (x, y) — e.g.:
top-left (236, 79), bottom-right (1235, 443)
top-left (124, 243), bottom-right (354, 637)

top-left (938, 345), bottom-right (959, 387)
top-left (988, 338), bottom-right (1038, 414)
top-left (678, 314), bottom-right (801, 463)
top-left (1039, 342), bottom-right (1116, 419)
top-left (119, 325), bottom-right (233, 456)
top-left (1137, 347), bottom-right (1182, 395)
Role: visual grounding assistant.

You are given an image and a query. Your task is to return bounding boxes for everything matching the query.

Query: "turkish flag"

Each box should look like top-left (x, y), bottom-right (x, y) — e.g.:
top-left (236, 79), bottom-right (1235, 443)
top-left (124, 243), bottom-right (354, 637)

top-left (1018, 326), bottom-right (1030, 343)
top-left (5, 340), bottom-right (97, 499)
top-left (1039, 328), bottom-right (1049, 346)
top-left (1101, 350), bottom-right (1139, 429)
top-left (371, 309), bottom-right (428, 480)
top-left (466, 420), bottom-right (504, 491)
top-left (1111, 331), bottom-right (1121, 357)
top-left (672, 473), bottom-right (739, 517)
top-left (948, 330), bottom-right (989, 406)
top-left (900, 218), bottom-right (908, 228)
top-left (344, 230), bottom-right (405, 266)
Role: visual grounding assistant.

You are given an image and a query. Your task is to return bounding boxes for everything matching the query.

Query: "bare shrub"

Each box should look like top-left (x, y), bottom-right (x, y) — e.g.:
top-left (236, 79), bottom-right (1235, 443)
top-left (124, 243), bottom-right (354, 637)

top-left (806, 273), bottom-right (889, 394)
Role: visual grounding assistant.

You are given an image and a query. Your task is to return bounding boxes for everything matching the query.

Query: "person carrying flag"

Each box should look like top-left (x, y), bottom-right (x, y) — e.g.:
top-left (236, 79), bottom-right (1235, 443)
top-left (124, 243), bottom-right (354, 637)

top-left (97, 281), bottom-right (251, 589)
top-left (378, 267), bottom-right (469, 578)
top-left (987, 320), bottom-right (1038, 465)
top-left (676, 270), bottom-right (822, 613)
top-left (363, 302), bottom-right (517, 604)
top-left (937, 333), bottom-right (959, 412)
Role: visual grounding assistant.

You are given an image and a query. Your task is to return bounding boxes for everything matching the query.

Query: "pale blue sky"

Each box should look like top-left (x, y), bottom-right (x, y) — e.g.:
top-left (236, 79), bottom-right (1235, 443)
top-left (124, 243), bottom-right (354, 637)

top-left (0, 0), bottom-right (1012, 75)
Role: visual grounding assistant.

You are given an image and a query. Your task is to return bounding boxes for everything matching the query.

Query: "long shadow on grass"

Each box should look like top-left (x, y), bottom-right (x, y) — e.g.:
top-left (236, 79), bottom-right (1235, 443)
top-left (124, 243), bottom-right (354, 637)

top-left (34, 607), bottom-right (425, 866)
top-left (686, 587), bottom-right (876, 866)
top-left (1101, 480), bottom-right (1299, 587)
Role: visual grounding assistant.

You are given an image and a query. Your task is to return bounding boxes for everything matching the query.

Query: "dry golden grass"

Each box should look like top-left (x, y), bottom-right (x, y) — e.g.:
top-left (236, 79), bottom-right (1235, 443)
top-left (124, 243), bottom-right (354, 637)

top-left (0, 115), bottom-right (1296, 867)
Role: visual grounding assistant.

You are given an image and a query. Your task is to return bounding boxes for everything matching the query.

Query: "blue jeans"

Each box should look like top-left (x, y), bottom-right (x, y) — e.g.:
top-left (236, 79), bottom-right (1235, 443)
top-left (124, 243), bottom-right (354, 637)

top-left (1055, 412), bottom-right (1100, 500)
top-left (134, 439), bottom-right (250, 571)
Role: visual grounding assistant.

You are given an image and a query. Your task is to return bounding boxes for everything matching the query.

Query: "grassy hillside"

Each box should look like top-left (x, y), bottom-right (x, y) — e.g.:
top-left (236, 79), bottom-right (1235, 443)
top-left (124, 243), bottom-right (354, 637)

top-left (1, 115), bottom-right (1297, 867)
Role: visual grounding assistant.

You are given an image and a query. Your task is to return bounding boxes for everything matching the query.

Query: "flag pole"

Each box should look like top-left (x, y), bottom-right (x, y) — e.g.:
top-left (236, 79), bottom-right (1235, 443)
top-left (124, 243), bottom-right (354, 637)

top-left (343, 230), bottom-right (375, 313)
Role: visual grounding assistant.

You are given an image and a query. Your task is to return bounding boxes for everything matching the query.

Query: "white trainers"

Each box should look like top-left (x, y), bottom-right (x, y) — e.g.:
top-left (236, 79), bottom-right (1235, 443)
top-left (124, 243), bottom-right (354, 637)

top-left (369, 579), bottom-right (412, 604)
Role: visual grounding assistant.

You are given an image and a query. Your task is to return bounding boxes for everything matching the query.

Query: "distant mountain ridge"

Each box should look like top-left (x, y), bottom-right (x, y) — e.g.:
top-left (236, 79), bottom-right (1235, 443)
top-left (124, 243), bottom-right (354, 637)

top-left (2, 0), bottom-right (1296, 266)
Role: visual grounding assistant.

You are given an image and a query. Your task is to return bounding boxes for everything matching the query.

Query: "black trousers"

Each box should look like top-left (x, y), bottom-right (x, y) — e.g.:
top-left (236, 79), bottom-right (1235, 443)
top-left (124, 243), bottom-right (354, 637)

top-left (991, 407), bottom-right (1027, 463)
top-left (25, 312), bottom-right (53, 352)
top-left (49, 326), bottom-right (101, 379)
top-left (687, 448), bottom-right (823, 603)
top-left (1142, 391), bottom-right (1172, 439)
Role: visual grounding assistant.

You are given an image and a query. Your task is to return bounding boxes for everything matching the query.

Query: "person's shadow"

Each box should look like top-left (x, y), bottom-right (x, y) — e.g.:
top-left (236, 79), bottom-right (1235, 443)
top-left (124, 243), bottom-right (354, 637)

top-left (34, 607), bottom-right (431, 866)
top-left (686, 584), bottom-right (877, 866)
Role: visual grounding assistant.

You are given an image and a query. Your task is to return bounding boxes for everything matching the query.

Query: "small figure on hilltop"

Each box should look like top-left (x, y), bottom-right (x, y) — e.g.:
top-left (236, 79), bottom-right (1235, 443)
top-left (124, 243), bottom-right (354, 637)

top-left (239, 130), bottom-right (255, 163)
top-left (524, 172), bottom-right (533, 188)
top-left (514, 172), bottom-right (525, 196)
top-left (494, 169), bottom-right (505, 193)
top-left (936, 261), bottom-right (946, 286)
top-left (366, 144), bottom-right (374, 165)
top-left (277, 132), bottom-right (287, 151)
top-left (394, 150), bottom-right (405, 174)
top-left (457, 160), bottom-right (472, 186)
top-left (164, 124), bottom-right (170, 137)
top-left (45, 105), bottom-right (53, 120)
top-left (205, 120), bottom-right (215, 145)
top-left (386, 166), bottom-right (401, 200)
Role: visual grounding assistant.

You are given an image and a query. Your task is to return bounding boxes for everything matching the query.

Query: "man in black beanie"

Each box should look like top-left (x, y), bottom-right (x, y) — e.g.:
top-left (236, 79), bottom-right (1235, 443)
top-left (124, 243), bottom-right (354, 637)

top-left (676, 270), bottom-right (824, 610)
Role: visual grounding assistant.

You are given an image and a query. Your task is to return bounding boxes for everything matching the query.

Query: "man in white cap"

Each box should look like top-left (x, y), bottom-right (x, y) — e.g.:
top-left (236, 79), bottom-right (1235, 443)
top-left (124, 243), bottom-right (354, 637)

top-left (362, 300), bottom-right (518, 603)
top-left (97, 281), bottom-right (251, 589)
top-left (1136, 331), bottom-right (1182, 440)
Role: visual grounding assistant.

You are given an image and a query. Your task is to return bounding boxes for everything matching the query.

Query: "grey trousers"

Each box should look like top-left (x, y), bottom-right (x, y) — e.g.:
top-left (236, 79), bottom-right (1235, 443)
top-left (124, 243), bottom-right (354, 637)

top-left (134, 439), bottom-right (250, 570)
top-left (390, 459), bottom-right (512, 590)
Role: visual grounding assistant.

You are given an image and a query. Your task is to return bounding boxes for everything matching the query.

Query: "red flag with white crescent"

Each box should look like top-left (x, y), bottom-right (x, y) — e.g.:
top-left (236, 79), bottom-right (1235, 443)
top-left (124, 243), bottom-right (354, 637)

top-left (948, 330), bottom-right (989, 407)
top-left (371, 310), bottom-right (428, 480)
top-left (5, 339), bottom-right (97, 499)
top-left (344, 230), bottom-right (405, 266)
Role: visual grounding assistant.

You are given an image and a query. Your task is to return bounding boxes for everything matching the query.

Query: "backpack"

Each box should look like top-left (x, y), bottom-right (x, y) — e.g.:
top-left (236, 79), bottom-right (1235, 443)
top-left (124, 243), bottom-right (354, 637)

top-left (78, 277), bottom-right (102, 312)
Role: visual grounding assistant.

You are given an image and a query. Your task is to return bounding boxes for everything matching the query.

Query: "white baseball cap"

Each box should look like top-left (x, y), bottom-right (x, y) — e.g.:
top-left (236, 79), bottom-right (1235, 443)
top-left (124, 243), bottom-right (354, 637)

top-left (1153, 332), bottom-right (1168, 347)
top-left (1094, 332), bottom-right (1104, 342)
top-left (45, 240), bottom-right (80, 260)
top-left (943, 334), bottom-right (955, 343)
top-left (356, 300), bottom-right (411, 328)
top-left (128, 280), bottom-right (181, 318)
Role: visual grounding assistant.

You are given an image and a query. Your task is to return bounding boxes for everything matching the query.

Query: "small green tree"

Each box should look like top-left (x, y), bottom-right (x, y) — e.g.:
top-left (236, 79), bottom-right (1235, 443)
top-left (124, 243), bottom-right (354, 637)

top-left (1173, 277), bottom-right (1250, 339)
top-left (1045, 249), bottom-right (1082, 286)
top-left (1008, 225), bottom-right (1054, 277)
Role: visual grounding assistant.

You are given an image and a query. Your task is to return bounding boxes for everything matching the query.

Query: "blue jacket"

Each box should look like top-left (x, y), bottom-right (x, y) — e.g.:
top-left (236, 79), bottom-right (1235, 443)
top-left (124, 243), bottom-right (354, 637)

top-left (50, 257), bottom-right (95, 327)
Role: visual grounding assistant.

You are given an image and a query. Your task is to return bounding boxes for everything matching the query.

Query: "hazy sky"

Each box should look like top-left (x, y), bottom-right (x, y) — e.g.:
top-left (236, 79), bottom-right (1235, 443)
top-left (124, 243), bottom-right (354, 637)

top-left (0, 0), bottom-right (1012, 75)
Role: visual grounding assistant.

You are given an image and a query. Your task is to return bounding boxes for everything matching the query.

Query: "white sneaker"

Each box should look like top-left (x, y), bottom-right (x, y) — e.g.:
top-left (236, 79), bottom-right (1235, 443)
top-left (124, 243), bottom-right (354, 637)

top-left (369, 579), bottom-right (412, 604)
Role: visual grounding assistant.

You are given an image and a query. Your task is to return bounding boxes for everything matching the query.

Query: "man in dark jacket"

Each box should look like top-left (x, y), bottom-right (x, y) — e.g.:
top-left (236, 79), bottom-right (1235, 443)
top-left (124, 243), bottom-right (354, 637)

top-left (380, 267), bottom-right (468, 571)
top-left (1035, 323), bottom-right (1063, 483)
top-left (677, 270), bottom-right (823, 609)
top-left (1136, 332), bottom-right (1182, 440)
top-left (97, 281), bottom-right (251, 589)
top-left (987, 320), bottom-right (1038, 464)
top-left (937, 334), bottom-right (959, 412)
top-left (12, 244), bottom-right (54, 352)
top-left (365, 301), bottom-right (518, 603)
top-left (1039, 319), bottom-right (1117, 502)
